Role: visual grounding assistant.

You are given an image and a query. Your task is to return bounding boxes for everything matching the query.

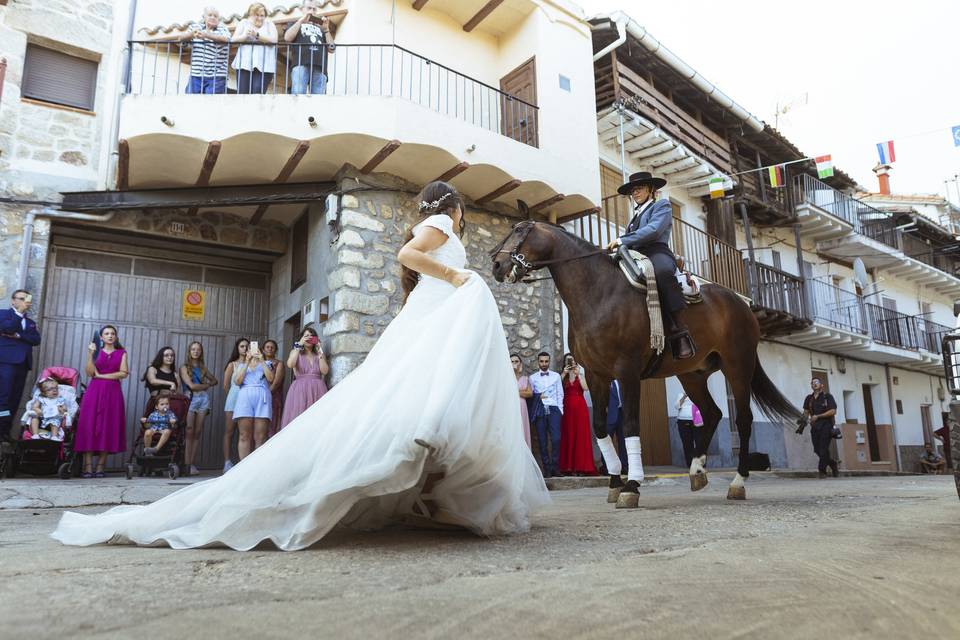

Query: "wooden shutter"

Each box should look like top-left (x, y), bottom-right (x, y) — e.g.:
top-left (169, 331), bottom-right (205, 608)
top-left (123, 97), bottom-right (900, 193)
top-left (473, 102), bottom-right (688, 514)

top-left (290, 211), bottom-right (309, 292)
top-left (21, 44), bottom-right (98, 111)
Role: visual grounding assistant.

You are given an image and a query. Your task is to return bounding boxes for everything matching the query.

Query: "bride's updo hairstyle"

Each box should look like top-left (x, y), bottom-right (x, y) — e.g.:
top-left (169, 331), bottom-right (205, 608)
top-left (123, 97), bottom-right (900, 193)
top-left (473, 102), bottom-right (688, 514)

top-left (400, 181), bottom-right (466, 304)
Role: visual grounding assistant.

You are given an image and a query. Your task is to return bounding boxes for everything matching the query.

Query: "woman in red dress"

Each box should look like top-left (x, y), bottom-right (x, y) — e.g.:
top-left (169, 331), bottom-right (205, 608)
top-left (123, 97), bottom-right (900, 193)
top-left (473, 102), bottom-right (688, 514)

top-left (559, 353), bottom-right (597, 475)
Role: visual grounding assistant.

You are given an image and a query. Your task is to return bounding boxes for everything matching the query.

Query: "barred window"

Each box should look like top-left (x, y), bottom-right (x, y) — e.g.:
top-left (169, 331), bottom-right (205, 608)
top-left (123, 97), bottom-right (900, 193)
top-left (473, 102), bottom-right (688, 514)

top-left (21, 44), bottom-right (98, 111)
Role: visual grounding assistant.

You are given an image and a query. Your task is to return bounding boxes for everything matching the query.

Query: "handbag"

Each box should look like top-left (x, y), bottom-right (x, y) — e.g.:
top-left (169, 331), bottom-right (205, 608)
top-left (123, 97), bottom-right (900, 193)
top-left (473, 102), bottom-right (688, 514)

top-left (691, 404), bottom-right (704, 427)
top-left (831, 426), bottom-right (843, 439)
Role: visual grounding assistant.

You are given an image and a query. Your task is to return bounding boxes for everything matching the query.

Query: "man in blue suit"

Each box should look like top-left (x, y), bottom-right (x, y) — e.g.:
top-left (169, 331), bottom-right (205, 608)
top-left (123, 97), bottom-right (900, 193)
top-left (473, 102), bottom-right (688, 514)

top-left (606, 171), bottom-right (694, 359)
top-left (0, 289), bottom-right (42, 443)
top-left (606, 379), bottom-right (628, 474)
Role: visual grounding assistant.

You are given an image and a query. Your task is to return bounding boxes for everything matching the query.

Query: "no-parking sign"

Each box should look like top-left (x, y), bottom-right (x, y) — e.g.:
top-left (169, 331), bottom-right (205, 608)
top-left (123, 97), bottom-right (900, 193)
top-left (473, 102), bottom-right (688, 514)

top-left (182, 289), bottom-right (206, 321)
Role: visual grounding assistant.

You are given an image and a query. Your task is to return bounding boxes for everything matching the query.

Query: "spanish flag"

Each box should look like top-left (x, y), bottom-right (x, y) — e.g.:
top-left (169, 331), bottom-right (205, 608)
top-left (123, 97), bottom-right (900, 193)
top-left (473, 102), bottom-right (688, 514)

top-left (768, 164), bottom-right (784, 188)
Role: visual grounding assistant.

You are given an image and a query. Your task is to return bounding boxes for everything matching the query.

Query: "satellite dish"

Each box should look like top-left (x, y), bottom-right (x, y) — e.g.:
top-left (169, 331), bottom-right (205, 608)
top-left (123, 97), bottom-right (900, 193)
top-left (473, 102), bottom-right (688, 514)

top-left (853, 258), bottom-right (869, 291)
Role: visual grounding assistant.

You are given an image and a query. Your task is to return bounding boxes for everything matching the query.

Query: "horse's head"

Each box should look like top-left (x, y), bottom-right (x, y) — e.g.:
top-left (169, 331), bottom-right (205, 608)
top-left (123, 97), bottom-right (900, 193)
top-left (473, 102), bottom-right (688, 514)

top-left (490, 221), bottom-right (557, 284)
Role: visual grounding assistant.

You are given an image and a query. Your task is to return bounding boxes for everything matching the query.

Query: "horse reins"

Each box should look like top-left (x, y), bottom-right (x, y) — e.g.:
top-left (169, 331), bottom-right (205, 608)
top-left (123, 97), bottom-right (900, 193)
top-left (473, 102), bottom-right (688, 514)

top-left (489, 221), bottom-right (611, 282)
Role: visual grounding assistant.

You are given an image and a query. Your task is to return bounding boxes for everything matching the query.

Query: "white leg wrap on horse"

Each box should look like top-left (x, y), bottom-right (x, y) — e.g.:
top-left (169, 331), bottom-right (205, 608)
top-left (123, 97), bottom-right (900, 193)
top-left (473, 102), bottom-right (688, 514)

top-left (596, 436), bottom-right (621, 476)
top-left (625, 437), bottom-right (644, 483)
top-left (690, 456), bottom-right (705, 476)
top-left (730, 473), bottom-right (745, 489)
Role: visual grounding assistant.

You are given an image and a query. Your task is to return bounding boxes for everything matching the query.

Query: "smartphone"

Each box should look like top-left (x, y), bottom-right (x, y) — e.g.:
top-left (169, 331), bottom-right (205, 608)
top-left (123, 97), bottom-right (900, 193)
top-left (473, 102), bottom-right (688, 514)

top-left (249, 341), bottom-right (261, 357)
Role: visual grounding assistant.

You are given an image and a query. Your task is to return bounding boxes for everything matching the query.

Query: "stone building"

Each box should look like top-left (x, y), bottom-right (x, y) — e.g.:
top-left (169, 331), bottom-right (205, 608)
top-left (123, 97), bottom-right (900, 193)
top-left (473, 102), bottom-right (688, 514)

top-left (0, 0), bottom-right (598, 470)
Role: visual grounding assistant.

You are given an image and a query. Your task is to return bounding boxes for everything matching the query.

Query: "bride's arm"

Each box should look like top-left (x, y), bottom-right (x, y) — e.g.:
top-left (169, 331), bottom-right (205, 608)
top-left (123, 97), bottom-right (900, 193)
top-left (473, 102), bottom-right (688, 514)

top-left (397, 228), bottom-right (469, 287)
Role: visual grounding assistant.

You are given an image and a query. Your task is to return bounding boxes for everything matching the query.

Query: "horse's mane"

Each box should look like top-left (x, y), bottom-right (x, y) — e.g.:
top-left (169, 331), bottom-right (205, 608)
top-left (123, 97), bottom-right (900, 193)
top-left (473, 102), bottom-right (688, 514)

top-left (543, 222), bottom-right (614, 261)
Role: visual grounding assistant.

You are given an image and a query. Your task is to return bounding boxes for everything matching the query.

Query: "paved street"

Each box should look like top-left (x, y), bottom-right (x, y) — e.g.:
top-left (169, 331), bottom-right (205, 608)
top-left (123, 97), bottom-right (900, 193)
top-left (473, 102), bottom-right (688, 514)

top-left (2, 473), bottom-right (958, 639)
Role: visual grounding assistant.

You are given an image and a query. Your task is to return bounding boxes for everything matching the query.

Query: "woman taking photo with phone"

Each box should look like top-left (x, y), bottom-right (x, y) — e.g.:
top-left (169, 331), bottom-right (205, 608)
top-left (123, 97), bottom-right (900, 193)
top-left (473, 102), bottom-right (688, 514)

top-left (233, 340), bottom-right (275, 460)
top-left (75, 326), bottom-right (128, 478)
top-left (559, 352), bottom-right (596, 476)
top-left (279, 326), bottom-right (328, 430)
top-left (221, 337), bottom-right (249, 473)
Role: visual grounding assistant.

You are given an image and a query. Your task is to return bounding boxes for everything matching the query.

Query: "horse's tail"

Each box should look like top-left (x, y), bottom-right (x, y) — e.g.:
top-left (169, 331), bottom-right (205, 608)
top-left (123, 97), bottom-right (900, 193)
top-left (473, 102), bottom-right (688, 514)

top-left (750, 357), bottom-right (803, 426)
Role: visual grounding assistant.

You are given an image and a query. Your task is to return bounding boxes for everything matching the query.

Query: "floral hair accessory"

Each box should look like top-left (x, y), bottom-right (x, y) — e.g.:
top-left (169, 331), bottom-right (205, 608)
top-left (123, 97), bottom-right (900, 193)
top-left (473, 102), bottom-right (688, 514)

top-left (418, 192), bottom-right (453, 212)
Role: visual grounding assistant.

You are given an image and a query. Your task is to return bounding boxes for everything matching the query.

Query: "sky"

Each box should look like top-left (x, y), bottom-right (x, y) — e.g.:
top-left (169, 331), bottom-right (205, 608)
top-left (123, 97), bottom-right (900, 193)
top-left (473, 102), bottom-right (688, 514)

top-left (578, 0), bottom-right (960, 199)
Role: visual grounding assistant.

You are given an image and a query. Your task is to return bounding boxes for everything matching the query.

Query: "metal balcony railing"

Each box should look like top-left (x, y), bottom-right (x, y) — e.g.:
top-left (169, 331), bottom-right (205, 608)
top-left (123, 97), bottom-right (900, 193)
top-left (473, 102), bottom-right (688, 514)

top-left (793, 173), bottom-right (889, 231)
top-left (917, 318), bottom-right (954, 354)
top-left (126, 41), bottom-right (540, 147)
top-left (865, 303), bottom-right (922, 350)
top-left (807, 278), bottom-right (867, 334)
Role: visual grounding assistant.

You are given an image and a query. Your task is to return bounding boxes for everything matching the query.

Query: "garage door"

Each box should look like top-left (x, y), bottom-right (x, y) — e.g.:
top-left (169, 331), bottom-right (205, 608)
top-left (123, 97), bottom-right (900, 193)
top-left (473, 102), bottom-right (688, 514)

top-left (37, 244), bottom-right (269, 471)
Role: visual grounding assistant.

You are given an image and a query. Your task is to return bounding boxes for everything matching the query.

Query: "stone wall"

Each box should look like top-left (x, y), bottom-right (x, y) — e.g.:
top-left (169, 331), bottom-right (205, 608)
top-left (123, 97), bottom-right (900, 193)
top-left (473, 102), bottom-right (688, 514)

top-left (321, 169), bottom-right (563, 384)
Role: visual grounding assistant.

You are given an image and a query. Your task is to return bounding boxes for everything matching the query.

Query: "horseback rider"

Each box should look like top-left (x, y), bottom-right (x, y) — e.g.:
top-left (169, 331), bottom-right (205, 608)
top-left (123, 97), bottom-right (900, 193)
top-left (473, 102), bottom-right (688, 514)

top-left (605, 171), bottom-right (695, 360)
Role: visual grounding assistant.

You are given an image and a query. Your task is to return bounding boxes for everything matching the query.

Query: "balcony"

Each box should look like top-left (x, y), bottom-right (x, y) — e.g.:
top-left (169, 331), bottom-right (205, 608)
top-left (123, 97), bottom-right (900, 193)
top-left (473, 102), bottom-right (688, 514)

top-left (792, 173), bottom-right (857, 241)
top-left (746, 261), bottom-right (811, 336)
top-left (118, 40), bottom-right (596, 218)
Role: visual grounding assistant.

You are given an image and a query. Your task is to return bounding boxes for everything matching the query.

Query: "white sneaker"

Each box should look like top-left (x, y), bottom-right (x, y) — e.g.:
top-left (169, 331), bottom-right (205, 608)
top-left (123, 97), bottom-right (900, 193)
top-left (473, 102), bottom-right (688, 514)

top-left (189, 464), bottom-right (199, 476)
top-left (222, 460), bottom-right (234, 473)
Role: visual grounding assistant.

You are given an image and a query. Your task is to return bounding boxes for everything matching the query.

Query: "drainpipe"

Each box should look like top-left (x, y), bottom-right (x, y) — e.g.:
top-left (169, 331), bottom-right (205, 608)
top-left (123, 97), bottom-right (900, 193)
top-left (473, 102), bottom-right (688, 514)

top-left (105, 0), bottom-right (139, 190)
top-left (738, 202), bottom-right (757, 300)
top-left (18, 209), bottom-right (116, 289)
top-left (884, 364), bottom-right (904, 471)
top-left (0, 57), bottom-right (7, 104)
top-left (592, 15), bottom-right (627, 62)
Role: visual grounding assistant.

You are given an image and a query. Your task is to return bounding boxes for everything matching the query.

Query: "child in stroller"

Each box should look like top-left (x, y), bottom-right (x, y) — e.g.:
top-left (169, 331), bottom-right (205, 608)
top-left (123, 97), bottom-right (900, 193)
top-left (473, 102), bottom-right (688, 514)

top-left (22, 377), bottom-right (75, 441)
top-left (6, 367), bottom-right (82, 478)
top-left (127, 391), bottom-right (189, 480)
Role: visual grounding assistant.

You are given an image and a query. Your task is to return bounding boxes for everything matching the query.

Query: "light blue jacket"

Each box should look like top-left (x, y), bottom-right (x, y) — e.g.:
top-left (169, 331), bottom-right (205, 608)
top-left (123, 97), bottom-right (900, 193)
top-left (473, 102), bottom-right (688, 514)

top-left (619, 199), bottom-right (673, 249)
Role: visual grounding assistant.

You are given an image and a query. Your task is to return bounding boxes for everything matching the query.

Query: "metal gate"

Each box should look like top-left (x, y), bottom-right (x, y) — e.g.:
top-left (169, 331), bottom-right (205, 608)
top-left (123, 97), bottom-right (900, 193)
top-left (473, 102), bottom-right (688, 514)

top-left (37, 244), bottom-right (269, 471)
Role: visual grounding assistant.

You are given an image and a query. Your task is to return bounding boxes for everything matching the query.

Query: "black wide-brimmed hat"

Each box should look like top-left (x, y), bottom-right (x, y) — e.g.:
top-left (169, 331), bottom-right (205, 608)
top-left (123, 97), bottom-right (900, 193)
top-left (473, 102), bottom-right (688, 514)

top-left (617, 171), bottom-right (667, 195)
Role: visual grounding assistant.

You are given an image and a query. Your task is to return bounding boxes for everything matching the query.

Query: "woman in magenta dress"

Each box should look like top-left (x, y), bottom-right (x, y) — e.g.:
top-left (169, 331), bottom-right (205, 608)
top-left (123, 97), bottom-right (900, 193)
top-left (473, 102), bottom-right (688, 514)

top-left (279, 326), bottom-right (329, 429)
top-left (75, 325), bottom-right (129, 478)
top-left (511, 353), bottom-right (532, 448)
top-left (559, 352), bottom-right (596, 475)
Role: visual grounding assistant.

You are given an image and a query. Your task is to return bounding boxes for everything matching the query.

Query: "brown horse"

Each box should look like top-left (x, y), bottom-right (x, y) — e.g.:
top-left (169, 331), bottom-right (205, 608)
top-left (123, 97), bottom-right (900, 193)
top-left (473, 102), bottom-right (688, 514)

top-left (491, 220), bottom-right (802, 507)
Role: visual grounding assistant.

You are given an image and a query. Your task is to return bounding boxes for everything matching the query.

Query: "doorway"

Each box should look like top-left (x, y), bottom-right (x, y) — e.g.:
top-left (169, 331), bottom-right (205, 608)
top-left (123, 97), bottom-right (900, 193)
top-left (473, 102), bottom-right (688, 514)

top-left (500, 57), bottom-right (539, 147)
top-left (862, 384), bottom-right (881, 461)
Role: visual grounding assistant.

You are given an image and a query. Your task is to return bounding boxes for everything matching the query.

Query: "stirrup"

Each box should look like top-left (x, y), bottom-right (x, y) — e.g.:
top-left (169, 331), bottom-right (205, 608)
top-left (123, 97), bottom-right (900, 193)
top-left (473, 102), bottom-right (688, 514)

top-left (671, 331), bottom-right (696, 360)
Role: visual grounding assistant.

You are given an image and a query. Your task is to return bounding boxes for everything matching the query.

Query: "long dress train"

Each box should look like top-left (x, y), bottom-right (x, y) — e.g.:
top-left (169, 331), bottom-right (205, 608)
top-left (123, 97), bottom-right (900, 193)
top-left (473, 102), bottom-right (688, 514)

top-left (51, 214), bottom-right (549, 551)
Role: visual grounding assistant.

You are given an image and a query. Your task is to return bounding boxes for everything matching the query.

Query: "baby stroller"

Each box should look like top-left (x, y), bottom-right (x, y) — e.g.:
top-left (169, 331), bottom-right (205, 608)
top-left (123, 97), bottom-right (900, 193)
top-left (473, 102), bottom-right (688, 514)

top-left (7, 367), bottom-right (82, 479)
top-left (125, 393), bottom-right (188, 480)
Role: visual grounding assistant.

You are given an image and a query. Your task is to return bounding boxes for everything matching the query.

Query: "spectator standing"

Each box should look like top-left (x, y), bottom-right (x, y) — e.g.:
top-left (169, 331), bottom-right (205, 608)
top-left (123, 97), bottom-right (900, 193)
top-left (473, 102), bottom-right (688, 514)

top-left (233, 341), bottom-right (275, 459)
top-left (803, 378), bottom-right (839, 479)
top-left (262, 339), bottom-right (284, 438)
top-left (179, 341), bottom-right (218, 476)
top-left (606, 379), bottom-right (628, 475)
top-left (180, 6), bottom-right (231, 94)
top-left (279, 327), bottom-right (328, 429)
top-left (511, 353), bottom-right (532, 448)
top-left (675, 391), bottom-right (706, 468)
top-left (142, 346), bottom-right (180, 396)
top-left (0, 289), bottom-right (41, 444)
top-left (559, 353), bottom-right (596, 475)
top-left (919, 442), bottom-right (945, 474)
top-left (231, 3), bottom-right (278, 94)
top-left (221, 337), bottom-right (249, 472)
top-left (75, 325), bottom-right (128, 478)
top-left (284, 0), bottom-right (336, 95)
top-left (529, 351), bottom-right (563, 477)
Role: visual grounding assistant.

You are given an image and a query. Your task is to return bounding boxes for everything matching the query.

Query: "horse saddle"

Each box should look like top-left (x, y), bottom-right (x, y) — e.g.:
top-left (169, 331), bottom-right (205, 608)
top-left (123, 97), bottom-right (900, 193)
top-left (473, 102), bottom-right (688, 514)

top-left (615, 249), bottom-right (703, 303)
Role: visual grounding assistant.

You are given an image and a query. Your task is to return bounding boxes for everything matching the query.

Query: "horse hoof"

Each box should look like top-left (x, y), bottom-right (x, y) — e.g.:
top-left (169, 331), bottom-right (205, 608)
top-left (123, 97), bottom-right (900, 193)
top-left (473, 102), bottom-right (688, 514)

top-left (607, 487), bottom-right (622, 503)
top-left (727, 486), bottom-right (746, 500)
top-left (615, 491), bottom-right (639, 509)
top-left (690, 472), bottom-right (708, 492)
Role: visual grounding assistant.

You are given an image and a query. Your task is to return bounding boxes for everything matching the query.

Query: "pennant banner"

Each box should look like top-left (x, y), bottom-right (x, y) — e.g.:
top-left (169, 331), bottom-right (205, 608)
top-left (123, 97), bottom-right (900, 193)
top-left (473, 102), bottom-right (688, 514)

top-left (709, 177), bottom-right (724, 199)
top-left (876, 140), bottom-right (896, 164)
top-left (953, 125), bottom-right (960, 147)
top-left (815, 154), bottom-right (834, 179)
top-left (768, 164), bottom-right (784, 187)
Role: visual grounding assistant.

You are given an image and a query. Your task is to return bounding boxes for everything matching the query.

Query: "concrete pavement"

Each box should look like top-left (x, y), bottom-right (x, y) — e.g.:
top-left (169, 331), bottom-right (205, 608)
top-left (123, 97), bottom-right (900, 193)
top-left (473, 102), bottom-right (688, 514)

top-left (1, 473), bottom-right (958, 639)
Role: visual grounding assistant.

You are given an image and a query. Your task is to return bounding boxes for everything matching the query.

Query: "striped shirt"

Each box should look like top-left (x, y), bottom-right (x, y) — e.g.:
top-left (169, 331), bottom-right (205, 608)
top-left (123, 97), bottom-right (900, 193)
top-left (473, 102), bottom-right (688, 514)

top-left (187, 22), bottom-right (231, 78)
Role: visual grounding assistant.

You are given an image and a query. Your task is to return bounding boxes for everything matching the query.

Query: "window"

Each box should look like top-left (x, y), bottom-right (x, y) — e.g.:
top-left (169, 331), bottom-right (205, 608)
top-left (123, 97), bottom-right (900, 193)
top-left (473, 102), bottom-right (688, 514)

top-left (290, 211), bottom-right (309, 292)
top-left (558, 75), bottom-right (571, 92)
top-left (21, 44), bottom-right (98, 111)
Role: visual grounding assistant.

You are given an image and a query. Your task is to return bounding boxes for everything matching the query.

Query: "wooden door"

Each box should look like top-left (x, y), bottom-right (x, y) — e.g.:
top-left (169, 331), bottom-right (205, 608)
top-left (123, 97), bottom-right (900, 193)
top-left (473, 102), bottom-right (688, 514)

top-left (862, 384), bottom-right (881, 462)
top-left (638, 378), bottom-right (671, 465)
top-left (500, 58), bottom-right (538, 148)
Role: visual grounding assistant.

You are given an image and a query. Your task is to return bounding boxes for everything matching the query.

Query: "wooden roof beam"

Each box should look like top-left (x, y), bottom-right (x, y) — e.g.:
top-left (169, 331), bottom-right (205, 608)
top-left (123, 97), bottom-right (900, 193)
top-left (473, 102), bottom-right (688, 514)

top-left (361, 139), bottom-right (401, 174)
top-left (250, 140), bottom-right (312, 225)
top-left (188, 140), bottom-right (222, 214)
top-left (117, 139), bottom-right (130, 191)
top-left (433, 161), bottom-right (470, 183)
top-left (528, 194), bottom-right (565, 213)
top-left (412, 0), bottom-right (430, 9)
top-left (476, 179), bottom-right (521, 205)
top-left (463, 0), bottom-right (504, 32)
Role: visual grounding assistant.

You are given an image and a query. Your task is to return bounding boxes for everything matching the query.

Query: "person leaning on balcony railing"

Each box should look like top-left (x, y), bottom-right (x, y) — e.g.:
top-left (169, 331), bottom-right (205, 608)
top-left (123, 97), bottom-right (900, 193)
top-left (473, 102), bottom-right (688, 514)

top-left (284, 0), bottom-right (336, 95)
top-left (231, 2), bottom-right (278, 94)
top-left (179, 6), bottom-right (231, 94)
top-left (604, 171), bottom-right (694, 360)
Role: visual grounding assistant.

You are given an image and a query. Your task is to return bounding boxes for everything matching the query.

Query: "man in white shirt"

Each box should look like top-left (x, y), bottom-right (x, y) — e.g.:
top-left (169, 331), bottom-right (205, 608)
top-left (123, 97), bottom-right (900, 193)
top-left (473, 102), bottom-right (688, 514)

top-left (529, 351), bottom-right (563, 477)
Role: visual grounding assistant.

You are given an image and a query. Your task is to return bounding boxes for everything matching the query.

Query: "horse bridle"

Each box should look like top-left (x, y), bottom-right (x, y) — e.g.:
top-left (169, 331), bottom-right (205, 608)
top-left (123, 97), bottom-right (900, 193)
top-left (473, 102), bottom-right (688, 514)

top-left (489, 221), bottom-right (610, 282)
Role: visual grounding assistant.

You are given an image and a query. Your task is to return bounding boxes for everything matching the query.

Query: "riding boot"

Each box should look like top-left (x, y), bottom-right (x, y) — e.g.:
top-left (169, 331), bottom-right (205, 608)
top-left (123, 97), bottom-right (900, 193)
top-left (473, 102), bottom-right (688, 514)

top-left (667, 316), bottom-right (695, 360)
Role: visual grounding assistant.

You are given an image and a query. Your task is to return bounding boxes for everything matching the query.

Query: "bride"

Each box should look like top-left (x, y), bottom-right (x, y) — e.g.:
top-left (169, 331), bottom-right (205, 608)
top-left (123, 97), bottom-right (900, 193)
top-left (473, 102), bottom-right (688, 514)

top-left (52, 181), bottom-right (550, 551)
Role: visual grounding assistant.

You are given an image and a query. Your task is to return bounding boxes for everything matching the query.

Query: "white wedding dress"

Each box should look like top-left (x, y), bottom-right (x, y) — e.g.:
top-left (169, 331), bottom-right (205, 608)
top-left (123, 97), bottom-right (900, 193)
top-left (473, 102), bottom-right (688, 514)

top-left (52, 214), bottom-right (550, 551)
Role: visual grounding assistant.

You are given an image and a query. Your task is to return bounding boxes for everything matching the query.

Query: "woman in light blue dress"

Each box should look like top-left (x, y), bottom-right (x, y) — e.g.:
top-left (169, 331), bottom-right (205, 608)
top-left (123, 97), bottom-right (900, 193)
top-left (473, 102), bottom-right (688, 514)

top-left (221, 338), bottom-right (249, 473)
top-left (233, 342), bottom-right (275, 461)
